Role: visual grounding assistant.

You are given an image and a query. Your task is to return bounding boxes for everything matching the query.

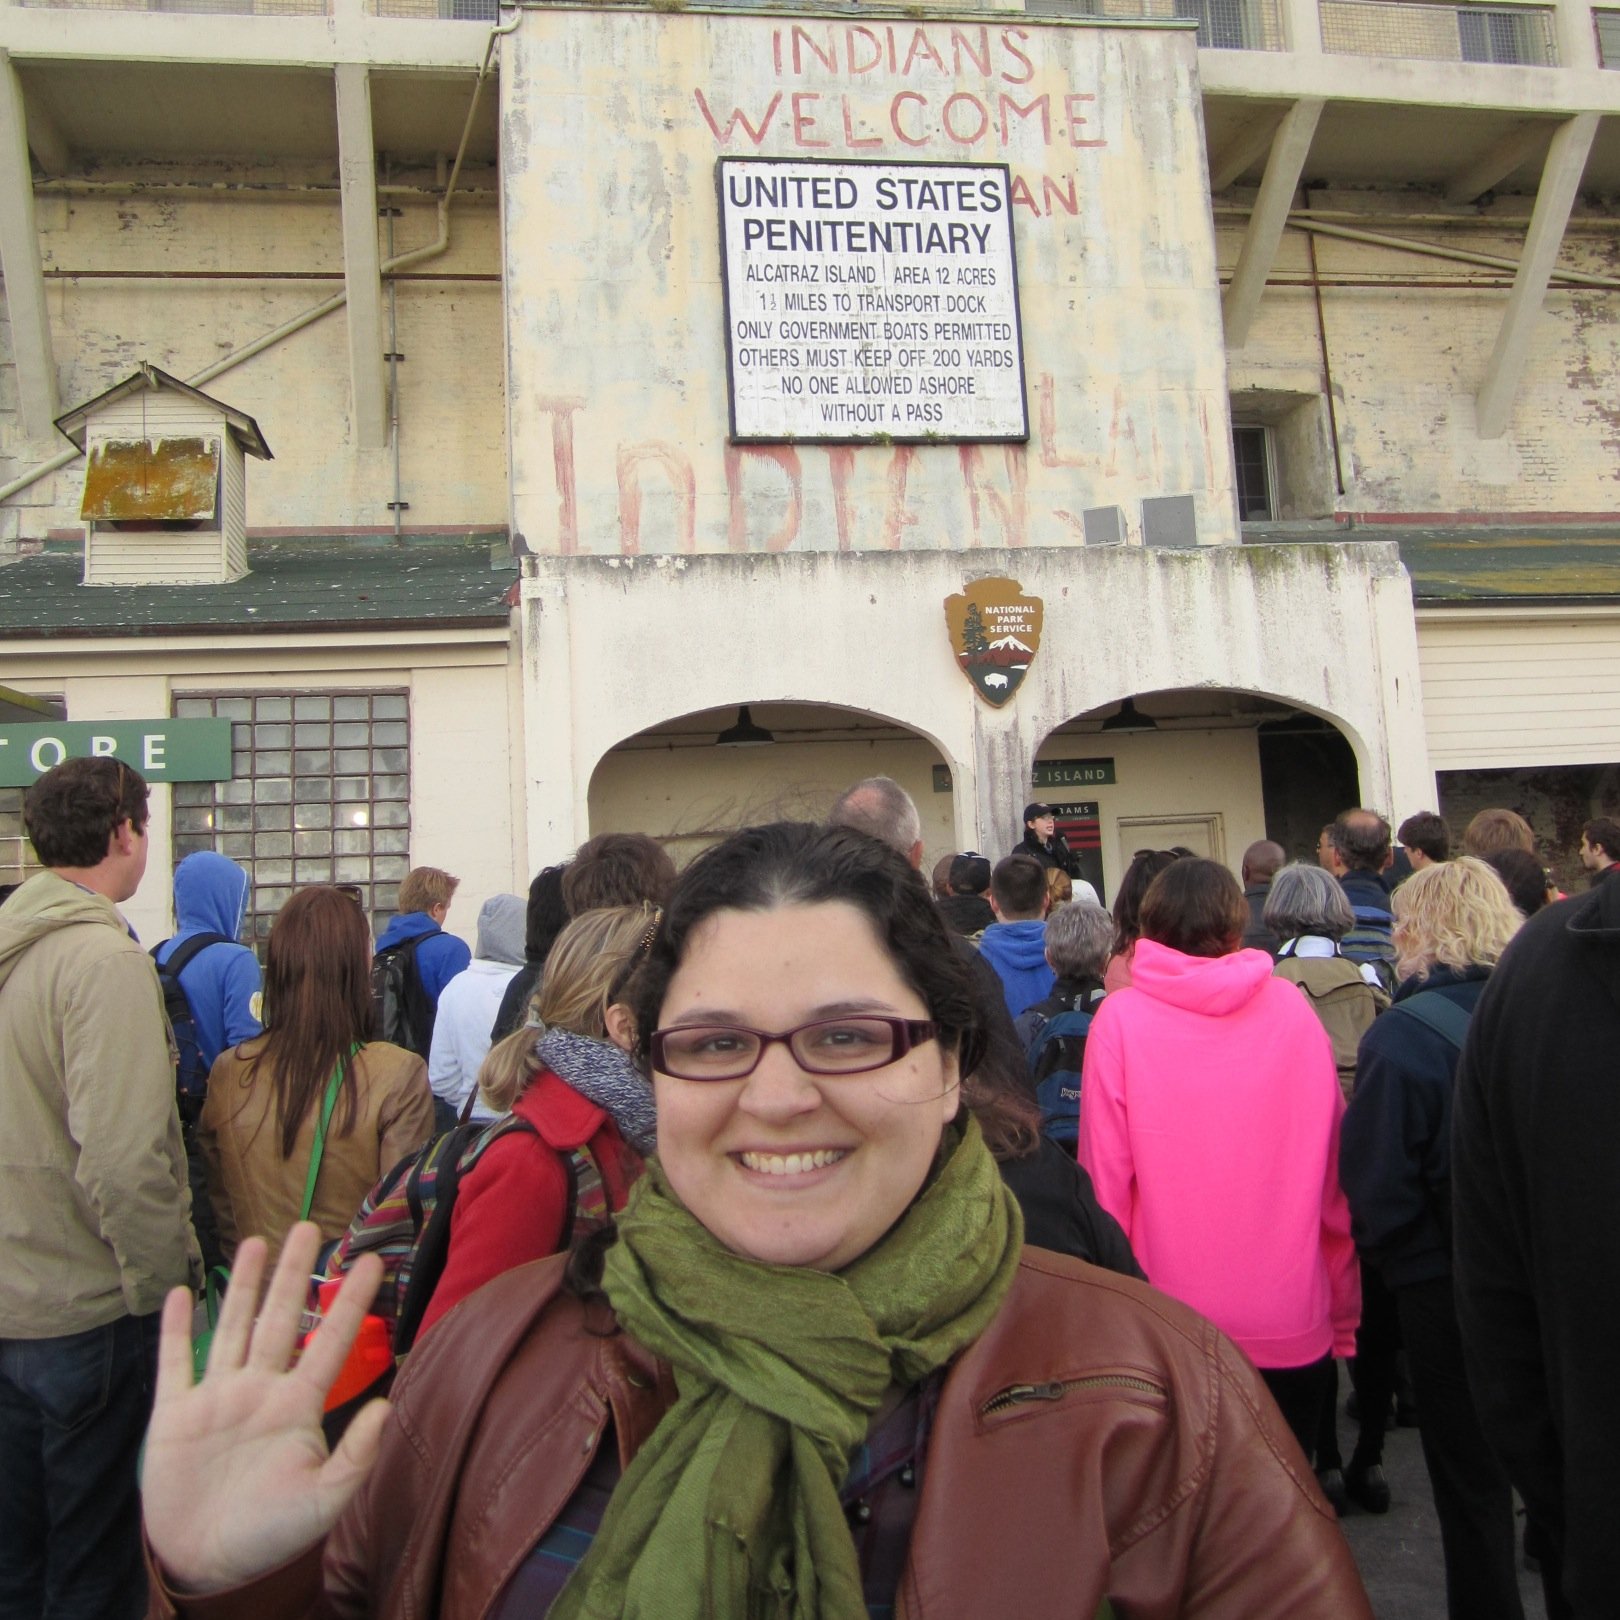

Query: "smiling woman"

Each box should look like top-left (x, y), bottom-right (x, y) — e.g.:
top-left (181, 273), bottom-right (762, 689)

top-left (141, 823), bottom-right (1375, 1620)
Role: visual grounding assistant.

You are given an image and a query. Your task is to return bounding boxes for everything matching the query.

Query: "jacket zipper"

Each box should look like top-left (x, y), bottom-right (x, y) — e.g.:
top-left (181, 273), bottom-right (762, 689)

top-left (979, 1374), bottom-right (1164, 1415)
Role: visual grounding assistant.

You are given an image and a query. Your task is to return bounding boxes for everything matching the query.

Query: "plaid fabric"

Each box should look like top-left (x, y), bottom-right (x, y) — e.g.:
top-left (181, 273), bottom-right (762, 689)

top-left (491, 1371), bottom-right (943, 1618)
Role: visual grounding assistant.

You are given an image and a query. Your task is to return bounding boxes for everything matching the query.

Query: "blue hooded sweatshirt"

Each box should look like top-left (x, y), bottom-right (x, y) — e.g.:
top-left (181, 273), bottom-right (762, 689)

top-left (976, 919), bottom-right (1056, 1020)
top-left (155, 852), bottom-right (263, 1069)
top-left (374, 910), bottom-right (471, 1006)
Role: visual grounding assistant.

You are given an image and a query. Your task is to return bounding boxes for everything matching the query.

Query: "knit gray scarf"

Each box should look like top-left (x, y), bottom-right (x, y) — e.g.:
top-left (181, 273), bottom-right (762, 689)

top-left (534, 1026), bottom-right (658, 1154)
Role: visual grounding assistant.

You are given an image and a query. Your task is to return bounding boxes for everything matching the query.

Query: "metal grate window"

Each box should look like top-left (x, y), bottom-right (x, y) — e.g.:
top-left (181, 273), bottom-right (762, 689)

top-left (17, 0), bottom-right (328, 12)
top-left (171, 691), bottom-right (410, 946)
top-left (1025, 0), bottom-right (1283, 38)
top-left (1597, 9), bottom-right (1620, 64)
top-left (1320, 0), bottom-right (1557, 64)
top-left (0, 791), bottom-right (42, 897)
top-left (1233, 425), bottom-right (1276, 521)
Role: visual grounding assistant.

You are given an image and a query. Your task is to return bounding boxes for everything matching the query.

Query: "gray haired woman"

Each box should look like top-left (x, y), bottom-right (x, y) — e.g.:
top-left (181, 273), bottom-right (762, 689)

top-left (1265, 861), bottom-right (1393, 1517)
top-left (1264, 863), bottom-right (1389, 1098)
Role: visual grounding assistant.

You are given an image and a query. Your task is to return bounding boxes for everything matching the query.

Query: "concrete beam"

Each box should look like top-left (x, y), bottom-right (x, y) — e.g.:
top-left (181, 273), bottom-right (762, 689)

top-left (1222, 97), bottom-right (1324, 351)
top-left (1210, 109), bottom-right (1287, 193)
top-left (1476, 112), bottom-right (1598, 439)
top-left (0, 50), bottom-right (57, 446)
top-left (334, 63), bottom-right (388, 451)
top-left (22, 90), bottom-right (69, 177)
top-left (1444, 121), bottom-right (1552, 205)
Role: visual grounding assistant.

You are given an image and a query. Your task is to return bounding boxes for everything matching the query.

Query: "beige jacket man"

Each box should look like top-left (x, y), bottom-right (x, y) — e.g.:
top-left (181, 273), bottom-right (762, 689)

top-left (0, 870), bottom-right (198, 1336)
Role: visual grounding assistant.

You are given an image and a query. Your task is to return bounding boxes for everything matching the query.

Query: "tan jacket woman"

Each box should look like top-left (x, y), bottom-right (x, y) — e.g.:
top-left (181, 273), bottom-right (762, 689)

top-left (201, 1038), bottom-right (431, 1270)
top-left (198, 885), bottom-right (433, 1271)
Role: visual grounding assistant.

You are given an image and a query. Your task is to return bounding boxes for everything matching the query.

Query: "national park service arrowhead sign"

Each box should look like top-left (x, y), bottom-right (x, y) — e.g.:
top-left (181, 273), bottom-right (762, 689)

top-left (944, 576), bottom-right (1043, 708)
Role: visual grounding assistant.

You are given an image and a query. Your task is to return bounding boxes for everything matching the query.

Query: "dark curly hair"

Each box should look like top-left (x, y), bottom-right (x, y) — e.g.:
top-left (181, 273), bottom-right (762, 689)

top-left (628, 820), bottom-right (979, 1071)
top-left (568, 821), bottom-right (984, 1306)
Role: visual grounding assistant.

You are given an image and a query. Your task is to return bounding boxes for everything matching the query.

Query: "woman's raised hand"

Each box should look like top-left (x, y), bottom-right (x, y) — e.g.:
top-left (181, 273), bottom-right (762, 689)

top-left (142, 1223), bottom-right (390, 1595)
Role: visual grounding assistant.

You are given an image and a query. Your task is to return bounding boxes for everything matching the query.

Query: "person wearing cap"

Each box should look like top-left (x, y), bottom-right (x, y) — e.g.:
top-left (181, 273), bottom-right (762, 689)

top-left (938, 852), bottom-right (995, 936)
top-left (1017, 802), bottom-right (1082, 879)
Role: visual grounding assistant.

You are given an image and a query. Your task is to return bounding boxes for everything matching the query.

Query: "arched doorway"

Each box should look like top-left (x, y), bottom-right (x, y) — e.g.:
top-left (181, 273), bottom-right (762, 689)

top-left (587, 701), bottom-right (956, 868)
top-left (1036, 689), bottom-right (1362, 904)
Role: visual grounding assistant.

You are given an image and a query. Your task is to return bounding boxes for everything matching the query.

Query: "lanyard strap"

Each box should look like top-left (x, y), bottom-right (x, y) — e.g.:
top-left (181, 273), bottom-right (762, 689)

top-left (299, 1043), bottom-right (358, 1223)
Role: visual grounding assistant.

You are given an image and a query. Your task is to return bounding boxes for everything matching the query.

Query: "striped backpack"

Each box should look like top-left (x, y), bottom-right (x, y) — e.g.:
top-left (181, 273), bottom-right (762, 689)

top-left (311, 1114), bottom-right (609, 1400)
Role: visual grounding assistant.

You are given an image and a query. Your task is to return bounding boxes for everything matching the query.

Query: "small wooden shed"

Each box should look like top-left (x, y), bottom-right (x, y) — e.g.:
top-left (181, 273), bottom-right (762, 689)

top-left (54, 365), bottom-right (273, 587)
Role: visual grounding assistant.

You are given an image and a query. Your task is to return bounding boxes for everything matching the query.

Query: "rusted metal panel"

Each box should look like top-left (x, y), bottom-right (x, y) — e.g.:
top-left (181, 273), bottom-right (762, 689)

top-left (80, 436), bottom-right (221, 523)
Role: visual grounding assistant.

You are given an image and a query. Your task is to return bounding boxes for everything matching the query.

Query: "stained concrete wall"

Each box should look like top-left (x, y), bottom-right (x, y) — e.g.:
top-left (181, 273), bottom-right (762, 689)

top-left (518, 539), bottom-right (1432, 870)
top-left (501, 12), bottom-right (1239, 555)
top-left (1223, 203), bottom-right (1620, 515)
top-left (0, 164), bottom-right (505, 540)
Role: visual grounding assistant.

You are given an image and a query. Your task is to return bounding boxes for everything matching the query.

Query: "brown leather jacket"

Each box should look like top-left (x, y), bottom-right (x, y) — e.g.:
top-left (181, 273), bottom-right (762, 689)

top-left (198, 1038), bottom-right (433, 1271)
top-left (153, 1248), bottom-right (1372, 1619)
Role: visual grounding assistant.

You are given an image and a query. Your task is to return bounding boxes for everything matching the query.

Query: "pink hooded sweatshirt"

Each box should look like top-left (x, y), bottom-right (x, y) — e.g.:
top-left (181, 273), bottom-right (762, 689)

top-left (1077, 939), bottom-right (1360, 1369)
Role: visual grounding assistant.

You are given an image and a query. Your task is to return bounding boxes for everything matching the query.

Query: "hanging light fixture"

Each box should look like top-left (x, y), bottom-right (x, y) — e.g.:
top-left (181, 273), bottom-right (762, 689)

top-left (1100, 697), bottom-right (1158, 733)
top-left (716, 704), bottom-right (775, 747)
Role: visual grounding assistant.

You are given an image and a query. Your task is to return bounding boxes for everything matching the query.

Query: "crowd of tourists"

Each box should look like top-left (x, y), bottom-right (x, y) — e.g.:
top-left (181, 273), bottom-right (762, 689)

top-left (1, 754), bottom-right (1616, 1619)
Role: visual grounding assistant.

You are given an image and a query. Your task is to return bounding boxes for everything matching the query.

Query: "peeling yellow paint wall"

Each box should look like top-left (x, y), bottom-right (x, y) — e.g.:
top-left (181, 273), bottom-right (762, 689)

top-left (0, 165), bottom-right (505, 536)
top-left (502, 13), bottom-right (1236, 555)
top-left (1224, 208), bottom-right (1620, 515)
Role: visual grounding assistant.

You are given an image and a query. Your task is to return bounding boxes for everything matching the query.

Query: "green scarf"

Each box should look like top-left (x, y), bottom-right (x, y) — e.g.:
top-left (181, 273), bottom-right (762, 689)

top-left (548, 1114), bottom-right (1024, 1620)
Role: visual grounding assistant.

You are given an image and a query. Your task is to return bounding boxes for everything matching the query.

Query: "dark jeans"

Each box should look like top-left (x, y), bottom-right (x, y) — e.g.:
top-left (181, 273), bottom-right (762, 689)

top-left (1396, 1276), bottom-right (1525, 1620)
top-left (1260, 1353), bottom-right (1335, 1461)
top-left (0, 1312), bottom-right (161, 1620)
top-left (1348, 1256), bottom-right (1400, 1472)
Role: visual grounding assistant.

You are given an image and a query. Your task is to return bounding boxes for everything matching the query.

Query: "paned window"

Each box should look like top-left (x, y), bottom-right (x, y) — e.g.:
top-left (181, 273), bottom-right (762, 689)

top-left (171, 692), bottom-right (411, 945)
top-left (0, 694), bottom-right (66, 898)
top-left (1232, 424), bottom-right (1276, 521)
top-left (0, 790), bottom-right (41, 897)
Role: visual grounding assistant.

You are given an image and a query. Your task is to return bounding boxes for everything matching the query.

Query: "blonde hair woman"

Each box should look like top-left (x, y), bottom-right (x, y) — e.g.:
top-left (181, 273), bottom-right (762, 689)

top-left (411, 903), bottom-right (659, 1339)
top-left (1340, 858), bottom-right (1524, 1620)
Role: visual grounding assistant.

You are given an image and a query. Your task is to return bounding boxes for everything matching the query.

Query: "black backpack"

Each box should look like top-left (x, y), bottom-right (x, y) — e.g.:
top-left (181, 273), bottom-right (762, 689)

top-left (150, 932), bottom-right (230, 1116)
top-left (371, 932), bottom-right (439, 1057)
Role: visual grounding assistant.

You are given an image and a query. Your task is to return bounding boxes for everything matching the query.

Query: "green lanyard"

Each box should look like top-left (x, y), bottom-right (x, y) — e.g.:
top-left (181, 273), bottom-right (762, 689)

top-left (299, 1043), bottom-right (359, 1222)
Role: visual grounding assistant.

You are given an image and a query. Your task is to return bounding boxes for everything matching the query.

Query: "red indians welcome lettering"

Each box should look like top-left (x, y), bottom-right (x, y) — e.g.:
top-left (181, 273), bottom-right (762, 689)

top-left (692, 24), bottom-right (1101, 218)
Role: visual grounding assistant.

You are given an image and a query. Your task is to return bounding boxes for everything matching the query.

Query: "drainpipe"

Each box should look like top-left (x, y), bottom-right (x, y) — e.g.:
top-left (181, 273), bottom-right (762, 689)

top-left (0, 6), bottom-right (521, 510)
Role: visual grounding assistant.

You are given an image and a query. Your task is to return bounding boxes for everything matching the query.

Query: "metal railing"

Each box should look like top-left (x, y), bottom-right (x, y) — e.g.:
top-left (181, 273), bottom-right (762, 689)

top-left (1026, 0), bottom-right (1286, 47)
top-left (1320, 0), bottom-right (1558, 64)
top-left (372, 0), bottom-right (496, 16)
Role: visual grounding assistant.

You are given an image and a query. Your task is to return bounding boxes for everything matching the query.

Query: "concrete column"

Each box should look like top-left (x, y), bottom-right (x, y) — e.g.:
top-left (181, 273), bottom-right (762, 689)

top-left (969, 702), bottom-right (1034, 861)
top-left (0, 50), bottom-right (58, 447)
top-left (519, 569), bottom-right (586, 868)
top-left (1552, 0), bottom-right (1600, 68)
top-left (1445, 122), bottom-right (1552, 206)
top-left (334, 64), bottom-right (389, 451)
top-left (1476, 112), bottom-right (1598, 440)
top-left (1222, 98), bottom-right (1324, 350)
top-left (1279, 0), bottom-right (1324, 56)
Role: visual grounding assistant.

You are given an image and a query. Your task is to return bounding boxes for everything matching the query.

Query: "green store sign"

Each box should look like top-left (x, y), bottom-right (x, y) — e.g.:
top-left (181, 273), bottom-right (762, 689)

top-left (932, 757), bottom-right (1117, 793)
top-left (0, 720), bottom-right (233, 788)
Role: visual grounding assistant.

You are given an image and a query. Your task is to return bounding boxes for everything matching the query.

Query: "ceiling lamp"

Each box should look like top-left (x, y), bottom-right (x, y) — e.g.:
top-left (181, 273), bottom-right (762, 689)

top-left (716, 704), bottom-right (775, 747)
top-left (1100, 697), bottom-right (1159, 733)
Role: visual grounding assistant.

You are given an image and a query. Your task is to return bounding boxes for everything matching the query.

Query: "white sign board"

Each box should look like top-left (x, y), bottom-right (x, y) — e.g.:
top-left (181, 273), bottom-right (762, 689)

top-left (718, 158), bottom-right (1028, 444)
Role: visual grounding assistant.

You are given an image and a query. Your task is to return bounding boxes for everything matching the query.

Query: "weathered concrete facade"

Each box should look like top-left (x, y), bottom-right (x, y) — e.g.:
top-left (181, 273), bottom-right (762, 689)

top-left (8, 0), bottom-right (1620, 911)
top-left (502, 12), bottom-right (1239, 556)
top-left (518, 541), bottom-right (1431, 871)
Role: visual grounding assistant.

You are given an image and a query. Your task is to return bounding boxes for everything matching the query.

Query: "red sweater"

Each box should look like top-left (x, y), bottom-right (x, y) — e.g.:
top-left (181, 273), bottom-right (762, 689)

top-left (417, 1069), bottom-right (642, 1339)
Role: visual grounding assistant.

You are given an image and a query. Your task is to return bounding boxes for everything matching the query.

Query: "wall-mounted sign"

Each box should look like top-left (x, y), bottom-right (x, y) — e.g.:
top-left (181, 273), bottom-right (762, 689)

top-left (1050, 801), bottom-right (1106, 905)
top-left (1035, 758), bottom-right (1116, 789)
top-left (718, 157), bottom-right (1028, 444)
top-left (0, 720), bottom-right (232, 788)
top-left (944, 575), bottom-right (1041, 707)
